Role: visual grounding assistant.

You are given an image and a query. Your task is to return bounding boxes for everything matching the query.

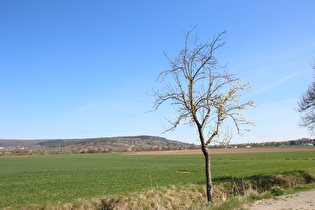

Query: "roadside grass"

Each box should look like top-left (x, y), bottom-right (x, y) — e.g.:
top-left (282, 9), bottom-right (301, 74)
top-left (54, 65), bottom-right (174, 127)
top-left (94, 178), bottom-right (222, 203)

top-left (0, 151), bottom-right (314, 209)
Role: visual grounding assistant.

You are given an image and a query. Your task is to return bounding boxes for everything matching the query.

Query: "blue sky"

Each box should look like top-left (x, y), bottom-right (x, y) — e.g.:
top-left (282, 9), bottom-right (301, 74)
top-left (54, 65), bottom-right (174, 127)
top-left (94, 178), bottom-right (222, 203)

top-left (1, 0), bottom-right (314, 144)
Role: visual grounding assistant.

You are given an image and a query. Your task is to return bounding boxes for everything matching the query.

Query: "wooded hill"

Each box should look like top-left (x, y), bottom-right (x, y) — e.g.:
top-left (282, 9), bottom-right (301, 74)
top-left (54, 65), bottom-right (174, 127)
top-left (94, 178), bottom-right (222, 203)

top-left (0, 136), bottom-right (195, 153)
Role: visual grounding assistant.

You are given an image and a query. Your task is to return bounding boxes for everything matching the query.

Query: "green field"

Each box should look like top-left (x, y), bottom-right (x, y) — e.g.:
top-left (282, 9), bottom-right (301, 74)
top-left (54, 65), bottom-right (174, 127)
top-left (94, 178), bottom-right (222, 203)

top-left (1, 151), bottom-right (315, 208)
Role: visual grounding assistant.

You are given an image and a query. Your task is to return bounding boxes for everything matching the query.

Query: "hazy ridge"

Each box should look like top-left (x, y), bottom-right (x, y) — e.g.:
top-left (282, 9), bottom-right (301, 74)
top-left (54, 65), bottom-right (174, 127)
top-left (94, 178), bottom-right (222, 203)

top-left (0, 135), bottom-right (195, 152)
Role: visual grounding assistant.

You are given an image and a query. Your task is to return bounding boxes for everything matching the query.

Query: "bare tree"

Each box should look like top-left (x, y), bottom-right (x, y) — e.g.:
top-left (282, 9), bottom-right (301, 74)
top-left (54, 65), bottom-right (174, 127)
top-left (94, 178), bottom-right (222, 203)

top-left (298, 58), bottom-right (315, 134)
top-left (153, 29), bottom-right (256, 202)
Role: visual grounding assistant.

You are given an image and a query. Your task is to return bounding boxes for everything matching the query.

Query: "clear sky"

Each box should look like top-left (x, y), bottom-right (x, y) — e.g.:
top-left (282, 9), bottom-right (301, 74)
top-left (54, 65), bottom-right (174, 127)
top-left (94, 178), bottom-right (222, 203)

top-left (1, 0), bottom-right (314, 144)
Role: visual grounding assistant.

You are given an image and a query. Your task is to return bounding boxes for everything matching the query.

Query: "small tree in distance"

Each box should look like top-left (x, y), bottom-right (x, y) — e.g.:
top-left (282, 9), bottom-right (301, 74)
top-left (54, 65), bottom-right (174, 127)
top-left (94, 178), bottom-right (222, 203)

top-left (153, 28), bottom-right (256, 202)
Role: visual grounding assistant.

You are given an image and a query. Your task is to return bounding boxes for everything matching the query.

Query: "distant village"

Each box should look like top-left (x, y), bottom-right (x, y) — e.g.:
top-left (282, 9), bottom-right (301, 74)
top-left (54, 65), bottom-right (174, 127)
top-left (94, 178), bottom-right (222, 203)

top-left (0, 138), bottom-right (314, 156)
top-left (226, 138), bottom-right (314, 148)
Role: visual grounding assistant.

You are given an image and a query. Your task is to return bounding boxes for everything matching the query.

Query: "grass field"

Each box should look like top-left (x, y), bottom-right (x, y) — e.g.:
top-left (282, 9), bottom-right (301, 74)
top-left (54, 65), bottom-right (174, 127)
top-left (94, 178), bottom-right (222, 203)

top-left (1, 150), bottom-right (315, 208)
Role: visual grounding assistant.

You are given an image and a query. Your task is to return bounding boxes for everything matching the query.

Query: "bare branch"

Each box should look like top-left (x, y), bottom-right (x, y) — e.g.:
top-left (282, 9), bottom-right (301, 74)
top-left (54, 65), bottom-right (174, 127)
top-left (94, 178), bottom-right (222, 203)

top-left (153, 29), bottom-right (255, 147)
top-left (297, 58), bottom-right (315, 133)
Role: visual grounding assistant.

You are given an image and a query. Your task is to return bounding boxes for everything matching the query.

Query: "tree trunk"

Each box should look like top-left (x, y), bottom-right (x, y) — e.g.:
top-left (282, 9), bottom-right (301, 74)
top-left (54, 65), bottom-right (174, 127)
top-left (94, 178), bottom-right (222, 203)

top-left (202, 146), bottom-right (213, 202)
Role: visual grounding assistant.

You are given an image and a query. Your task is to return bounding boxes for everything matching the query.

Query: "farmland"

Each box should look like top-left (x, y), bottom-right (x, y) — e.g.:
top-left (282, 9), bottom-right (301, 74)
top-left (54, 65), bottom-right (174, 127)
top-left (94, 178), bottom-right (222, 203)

top-left (1, 148), bottom-right (315, 209)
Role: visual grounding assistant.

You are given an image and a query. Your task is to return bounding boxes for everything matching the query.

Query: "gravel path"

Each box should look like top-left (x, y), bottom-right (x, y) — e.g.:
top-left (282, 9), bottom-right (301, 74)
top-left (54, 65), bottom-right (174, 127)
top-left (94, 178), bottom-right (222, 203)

top-left (244, 190), bottom-right (315, 210)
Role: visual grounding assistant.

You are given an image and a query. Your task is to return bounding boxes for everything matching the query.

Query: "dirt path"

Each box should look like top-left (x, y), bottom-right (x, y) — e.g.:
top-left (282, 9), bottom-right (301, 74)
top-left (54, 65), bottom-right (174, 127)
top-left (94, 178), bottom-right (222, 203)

top-left (128, 147), bottom-right (315, 155)
top-left (243, 190), bottom-right (315, 210)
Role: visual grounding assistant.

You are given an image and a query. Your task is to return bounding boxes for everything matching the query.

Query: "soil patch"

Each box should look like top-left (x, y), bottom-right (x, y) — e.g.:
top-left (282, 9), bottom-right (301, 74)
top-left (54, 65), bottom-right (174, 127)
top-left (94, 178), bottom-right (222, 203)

top-left (128, 147), bottom-right (315, 155)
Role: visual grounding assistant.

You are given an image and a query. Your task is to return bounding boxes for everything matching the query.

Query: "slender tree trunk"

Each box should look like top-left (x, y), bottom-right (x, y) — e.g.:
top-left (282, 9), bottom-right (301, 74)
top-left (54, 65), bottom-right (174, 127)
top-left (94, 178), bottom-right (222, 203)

top-left (202, 146), bottom-right (213, 202)
top-left (197, 124), bottom-right (213, 203)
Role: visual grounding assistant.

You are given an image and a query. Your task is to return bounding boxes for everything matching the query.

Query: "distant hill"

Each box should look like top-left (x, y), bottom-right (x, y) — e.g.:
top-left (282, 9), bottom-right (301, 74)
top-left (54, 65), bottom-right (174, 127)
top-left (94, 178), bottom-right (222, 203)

top-left (0, 139), bottom-right (44, 147)
top-left (0, 136), bottom-right (195, 153)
